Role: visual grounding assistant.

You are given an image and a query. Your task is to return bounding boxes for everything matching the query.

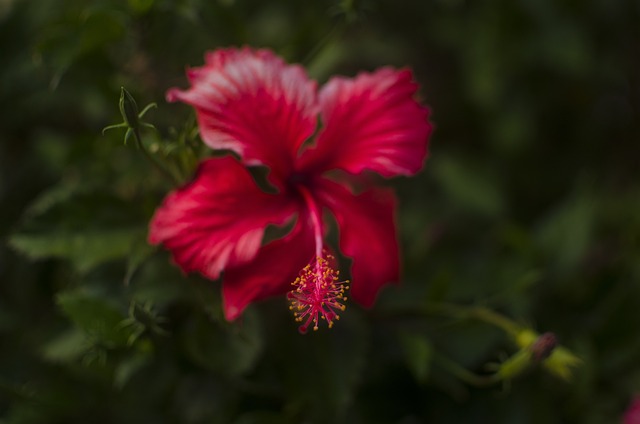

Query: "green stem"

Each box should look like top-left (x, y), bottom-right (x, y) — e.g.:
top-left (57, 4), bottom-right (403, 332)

top-left (374, 303), bottom-right (525, 387)
top-left (302, 23), bottom-right (344, 66)
top-left (425, 302), bottom-right (521, 336)
top-left (375, 302), bottom-right (521, 337)
top-left (432, 352), bottom-right (500, 387)
top-left (133, 128), bottom-right (180, 185)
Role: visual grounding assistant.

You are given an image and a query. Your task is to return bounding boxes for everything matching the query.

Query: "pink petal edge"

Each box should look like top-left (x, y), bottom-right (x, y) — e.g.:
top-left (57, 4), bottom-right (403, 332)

top-left (624, 395), bottom-right (640, 424)
top-left (314, 178), bottom-right (401, 307)
top-left (222, 214), bottom-right (315, 320)
top-left (299, 67), bottom-right (432, 178)
top-left (149, 156), bottom-right (296, 280)
top-left (166, 47), bottom-right (319, 185)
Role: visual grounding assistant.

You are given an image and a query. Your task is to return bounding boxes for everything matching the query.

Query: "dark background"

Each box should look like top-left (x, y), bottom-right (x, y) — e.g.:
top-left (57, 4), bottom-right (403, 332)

top-left (1, 0), bottom-right (640, 422)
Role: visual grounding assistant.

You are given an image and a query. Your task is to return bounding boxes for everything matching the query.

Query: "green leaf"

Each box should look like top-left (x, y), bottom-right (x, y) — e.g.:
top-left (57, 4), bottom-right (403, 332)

top-left (79, 10), bottom-right (125, 53)
top-left (183, 308), bottom-right (264, 377)
top-left (399, 331), bottom-right (433, 383)
top-left (10, 228), bottom-right (147, 273)
top-left (124, 235), bottom-right (156, 285)
top-left (10, 179), bottom-right (150, 274)
top-left (20, 178), bottom-right (88, 219)
top-left (283, 310), bottom-right (368, 421)
top-left (535, 190), bottom-right (595, 271)
top-left (127, 0), bottom-right (155, 14)
top-left (56, 290), bottom-right (130, 347)
top-left (431, 155), bottom-right (505, 218)
top-left (41, 329), bottom-right (89, 363)
top-left (114, 344), bottom-right (152, 389)
top-left (233, 412), bottom-right (287, 424)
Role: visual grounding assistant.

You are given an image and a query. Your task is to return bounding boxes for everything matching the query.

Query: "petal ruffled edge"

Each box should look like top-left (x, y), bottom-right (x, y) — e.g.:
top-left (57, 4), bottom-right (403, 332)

top-left (222, 214), bottom-right (315, 320)
top-left (166, 47), bottom-right (319, 184)
top-left (149, 156), bottom-right (296, 281)
top-left (314, 178), bottom-right (400, 307)
top-left (299, 67), bottom-right (432, 178)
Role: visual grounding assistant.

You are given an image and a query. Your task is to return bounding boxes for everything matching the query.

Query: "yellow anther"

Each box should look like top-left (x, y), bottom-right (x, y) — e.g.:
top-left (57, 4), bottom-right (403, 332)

top-left (288, 253), bottom-right (349, 334)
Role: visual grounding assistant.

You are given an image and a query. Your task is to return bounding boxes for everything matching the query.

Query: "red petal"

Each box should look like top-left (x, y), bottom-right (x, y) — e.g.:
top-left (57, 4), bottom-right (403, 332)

top-left (222, 215), bottom-right (315, 320)
top-left (314, 179), bottom-right (400, 307)
top-left (299, 68), bottom-right (432, 177)
top-left (625, 396), bottom-right (640, 424)
top-left (167, 48), bottom-right (318, 184)
top-left (149, 156), bottom-right (296, 280)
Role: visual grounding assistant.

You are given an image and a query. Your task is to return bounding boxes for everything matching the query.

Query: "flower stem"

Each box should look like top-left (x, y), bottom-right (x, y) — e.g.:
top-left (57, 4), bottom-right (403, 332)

top-left (302, 23), bottom-right (343, 66)
top-left (377, 302), bottom-right (521, 337)
top-left (132, 128), bottom-right (180, 185)
top-left (432, 352), bottom-right (500, 387)
top-left (424, 302), bottom-right (521, 337)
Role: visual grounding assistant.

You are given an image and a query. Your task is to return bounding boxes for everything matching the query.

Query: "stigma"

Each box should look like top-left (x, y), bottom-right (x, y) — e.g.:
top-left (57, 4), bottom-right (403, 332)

top-left (288, 253), bottom-right (349, 334)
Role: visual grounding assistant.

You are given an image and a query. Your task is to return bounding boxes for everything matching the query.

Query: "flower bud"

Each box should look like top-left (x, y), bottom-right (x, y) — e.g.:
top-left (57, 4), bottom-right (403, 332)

top-left (530, 332), bottom-right (558, 363)
top-left (506, 328), bottom-right (580, 381)
top-left (119, 87), bottom-right (140, 129)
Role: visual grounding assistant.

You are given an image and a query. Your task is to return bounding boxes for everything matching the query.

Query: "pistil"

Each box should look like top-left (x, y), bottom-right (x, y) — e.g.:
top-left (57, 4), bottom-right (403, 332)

top-left (288, 186), bottom-right (349, 333)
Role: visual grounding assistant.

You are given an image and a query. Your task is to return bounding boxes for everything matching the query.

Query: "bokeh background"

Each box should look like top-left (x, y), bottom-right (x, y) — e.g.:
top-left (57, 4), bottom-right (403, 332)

top-left (2, 0), bottom-right (640, 422)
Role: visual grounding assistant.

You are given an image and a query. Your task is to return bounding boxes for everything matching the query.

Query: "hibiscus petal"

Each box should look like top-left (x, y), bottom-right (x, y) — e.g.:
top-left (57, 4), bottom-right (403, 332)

top-left (315, 179), bottom-right (400, 307)
top-left (149, 156), bottom-right (296, 280)
top-left (167, 48), bottom-right (318, 184)
top-left (222, 215), bottom-right (315, 320)
top-left (299, 67), bottom-right (432, 177)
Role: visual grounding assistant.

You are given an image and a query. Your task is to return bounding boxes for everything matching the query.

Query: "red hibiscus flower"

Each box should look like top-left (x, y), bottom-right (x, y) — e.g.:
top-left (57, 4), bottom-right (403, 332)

top-left (149, 47), bottom-right (432, 332)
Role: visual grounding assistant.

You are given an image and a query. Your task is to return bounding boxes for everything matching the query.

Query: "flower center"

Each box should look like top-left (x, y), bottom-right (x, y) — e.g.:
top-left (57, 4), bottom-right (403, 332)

top-left (288, 253), bottom-right (349, 333)
top-left (288, 186), bottom-right (349, 333)
top-left (287, 171), bottom-right (311, 188)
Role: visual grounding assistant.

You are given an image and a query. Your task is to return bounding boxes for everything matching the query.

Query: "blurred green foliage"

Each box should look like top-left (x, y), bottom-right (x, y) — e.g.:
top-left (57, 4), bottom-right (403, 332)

top-left (1, 0), bottom-right (640, 422)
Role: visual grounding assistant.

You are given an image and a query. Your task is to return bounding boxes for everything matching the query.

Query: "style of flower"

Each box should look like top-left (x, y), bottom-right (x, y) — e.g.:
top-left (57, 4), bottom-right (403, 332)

top-left (149, 47), bottom-right (432, 332)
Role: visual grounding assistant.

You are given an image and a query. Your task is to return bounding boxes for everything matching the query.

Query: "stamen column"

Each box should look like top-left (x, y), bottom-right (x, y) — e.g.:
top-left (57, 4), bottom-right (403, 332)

top-left (288, 186), bottom-right (349, 333)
